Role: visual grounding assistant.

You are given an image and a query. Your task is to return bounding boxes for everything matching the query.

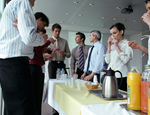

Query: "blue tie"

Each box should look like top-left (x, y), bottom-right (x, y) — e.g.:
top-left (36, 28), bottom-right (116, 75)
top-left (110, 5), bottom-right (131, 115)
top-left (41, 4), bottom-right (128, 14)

top-left (79, 46), bottom-right (84, 70)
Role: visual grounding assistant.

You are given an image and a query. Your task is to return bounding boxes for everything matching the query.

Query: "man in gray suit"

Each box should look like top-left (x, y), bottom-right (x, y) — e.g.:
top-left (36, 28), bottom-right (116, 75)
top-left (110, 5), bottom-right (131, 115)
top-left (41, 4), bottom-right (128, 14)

top-left (70, 32), bottom-right (91, 79)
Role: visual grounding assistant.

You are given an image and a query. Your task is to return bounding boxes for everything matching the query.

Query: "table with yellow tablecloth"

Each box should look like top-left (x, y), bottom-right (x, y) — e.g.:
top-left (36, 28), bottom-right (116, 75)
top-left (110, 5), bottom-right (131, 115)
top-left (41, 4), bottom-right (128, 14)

top-left (43, 79), bottom-right (127, 115)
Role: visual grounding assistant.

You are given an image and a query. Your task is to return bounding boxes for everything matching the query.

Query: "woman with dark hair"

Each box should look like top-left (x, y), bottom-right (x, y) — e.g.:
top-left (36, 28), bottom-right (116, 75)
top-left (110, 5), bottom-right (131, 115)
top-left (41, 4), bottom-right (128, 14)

top-left (104, 22), bottom-right (133, 91)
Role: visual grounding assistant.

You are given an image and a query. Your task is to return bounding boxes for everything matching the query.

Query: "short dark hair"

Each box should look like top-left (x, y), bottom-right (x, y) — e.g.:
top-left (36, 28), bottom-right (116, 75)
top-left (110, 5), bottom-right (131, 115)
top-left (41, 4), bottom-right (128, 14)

top-left (34, 12), bottom-right (49, 27)
top-left (52, 23), bottom-right (61, 31)
top-left (110, 22), bottom-right (126, 36)
top-left (91, 30), bottom-right (101, 41)
top-left (145, 0), bottom-right (150, 4)
top-left (76, 32), bottom-right (86, 42)
top-left (39, 29), bottom-right (46, 34)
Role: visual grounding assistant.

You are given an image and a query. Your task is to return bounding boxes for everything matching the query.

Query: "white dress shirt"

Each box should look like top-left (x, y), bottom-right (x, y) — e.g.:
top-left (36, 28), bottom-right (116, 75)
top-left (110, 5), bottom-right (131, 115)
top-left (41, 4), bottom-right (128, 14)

top-left (104, 39), bottom-right (133, 78)
top-left (0, 0), bottom-right (44, 59)
top-left (48, 36), bottom-right (71, 61)
top-left (84, 41), bottom-right (107, 74)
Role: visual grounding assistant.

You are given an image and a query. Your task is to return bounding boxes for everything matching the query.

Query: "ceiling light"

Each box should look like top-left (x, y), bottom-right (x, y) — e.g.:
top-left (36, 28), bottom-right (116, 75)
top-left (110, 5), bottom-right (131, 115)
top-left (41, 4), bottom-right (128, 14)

top-left (116, 7), bottom-right (121, 10)
top-left (101, 25), bottom-right (104, 27)
top-left (123, 19), bottom-right (127, 22)
top-left (113, 18), bottom-right (116, 20)
top-left (91, 24), bottom-right (94, 26)
top-left (61, 21), bottom-right (64, 23)
top-left (74, 1), bottom-right (79, 4)
top-left (79, 14), bottom-right (83, 17)
top-left (66, 13), bottom-right (70, 16)
top-left (89, 3), bottom-right (94, 6)
top-left (133, 20), bottom-right (136, 22)
top-left (101, 17), bottom-right (105, 19)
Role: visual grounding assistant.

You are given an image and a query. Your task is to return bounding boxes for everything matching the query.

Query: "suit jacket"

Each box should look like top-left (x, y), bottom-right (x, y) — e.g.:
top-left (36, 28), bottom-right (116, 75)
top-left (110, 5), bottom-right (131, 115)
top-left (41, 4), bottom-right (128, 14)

top-left (70, 44), bottom-right (91, 73)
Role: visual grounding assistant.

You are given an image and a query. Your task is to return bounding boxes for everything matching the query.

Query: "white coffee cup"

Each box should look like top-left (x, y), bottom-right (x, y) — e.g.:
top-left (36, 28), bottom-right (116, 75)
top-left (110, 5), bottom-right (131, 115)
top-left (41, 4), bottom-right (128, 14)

top-left (76, 80), bottom-right (81, 90)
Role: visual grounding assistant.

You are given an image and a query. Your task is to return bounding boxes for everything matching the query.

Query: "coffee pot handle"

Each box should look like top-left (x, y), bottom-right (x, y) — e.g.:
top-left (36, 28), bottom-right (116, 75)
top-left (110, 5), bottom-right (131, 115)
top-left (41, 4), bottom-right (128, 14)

top-left (114, 70), bottom-right (122, 89)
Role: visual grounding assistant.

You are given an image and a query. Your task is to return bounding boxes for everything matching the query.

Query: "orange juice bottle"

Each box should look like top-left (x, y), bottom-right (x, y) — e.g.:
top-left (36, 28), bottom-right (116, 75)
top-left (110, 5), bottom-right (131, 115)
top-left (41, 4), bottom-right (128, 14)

top-left (141, 65), bottom-right (150, 113)
top-left (127, 67), bottom-right (141, 110)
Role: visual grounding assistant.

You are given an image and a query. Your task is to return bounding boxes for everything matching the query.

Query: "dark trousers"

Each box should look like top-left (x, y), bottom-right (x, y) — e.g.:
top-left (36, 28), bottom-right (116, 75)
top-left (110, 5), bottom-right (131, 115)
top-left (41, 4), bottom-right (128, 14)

top-left (76, 68), bottom-right (84, 79)
top-left (86, 71), bottom-right (100, 83)
top-left (30, 65), bottom-right (44, 115)
top-left (117, 77), bottom-right (127, 91)
top-left (0, 57), bottom-right (33, 115)
top-left (48, 61), bottom-right (67, 79)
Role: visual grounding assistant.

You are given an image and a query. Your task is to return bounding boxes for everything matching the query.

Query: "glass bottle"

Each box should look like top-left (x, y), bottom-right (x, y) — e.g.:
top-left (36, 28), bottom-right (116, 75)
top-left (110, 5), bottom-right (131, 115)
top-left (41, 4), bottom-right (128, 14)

top-left (56, 68), bottom-right (61, 80)
top-left (61, 68), bottom-right (65, 80)
top-left (141, 65), bottom-right (150, 113)
top-left (148, 66), bottom-right (150, 115)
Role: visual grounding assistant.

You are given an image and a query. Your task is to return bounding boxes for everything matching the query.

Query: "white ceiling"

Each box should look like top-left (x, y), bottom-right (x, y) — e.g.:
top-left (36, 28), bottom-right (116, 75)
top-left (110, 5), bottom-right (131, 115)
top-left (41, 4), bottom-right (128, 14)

top-left (33, 0), bottom-right (149, 35)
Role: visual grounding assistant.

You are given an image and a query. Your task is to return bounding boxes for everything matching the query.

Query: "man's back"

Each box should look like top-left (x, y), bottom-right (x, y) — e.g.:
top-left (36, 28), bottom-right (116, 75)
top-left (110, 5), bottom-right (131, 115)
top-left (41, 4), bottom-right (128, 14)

top-left (0, 0), bottom-right (44, 59)
top-left (0, 0), bottom-right (45, 115)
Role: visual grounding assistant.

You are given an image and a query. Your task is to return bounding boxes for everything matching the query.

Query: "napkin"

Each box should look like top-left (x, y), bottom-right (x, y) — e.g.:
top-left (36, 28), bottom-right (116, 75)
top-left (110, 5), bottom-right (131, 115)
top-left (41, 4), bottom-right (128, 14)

top-left (81, 102), bottom-right (137, 115)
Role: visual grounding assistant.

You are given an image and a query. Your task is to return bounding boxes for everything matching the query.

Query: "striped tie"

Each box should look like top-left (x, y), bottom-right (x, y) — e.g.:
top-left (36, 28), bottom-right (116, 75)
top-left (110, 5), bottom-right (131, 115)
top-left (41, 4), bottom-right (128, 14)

top-left (79, 46), bottom-right (84, 70)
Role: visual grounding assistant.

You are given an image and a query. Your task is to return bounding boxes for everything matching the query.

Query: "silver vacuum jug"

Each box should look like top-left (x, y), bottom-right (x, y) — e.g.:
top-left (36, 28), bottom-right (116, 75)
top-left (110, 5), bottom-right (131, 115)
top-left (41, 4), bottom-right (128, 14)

top-left (102, 68), bottom-right (122, 98)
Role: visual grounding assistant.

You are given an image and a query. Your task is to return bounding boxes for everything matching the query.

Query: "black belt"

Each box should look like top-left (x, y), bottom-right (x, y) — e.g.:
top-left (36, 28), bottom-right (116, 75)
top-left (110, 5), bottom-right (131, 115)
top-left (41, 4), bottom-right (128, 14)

top-left (50, 61), bottom-right (64, 64)
top-left (0, 56), bottom-right (29, 65)
top-left (0, 56), bottom-right (29, 60)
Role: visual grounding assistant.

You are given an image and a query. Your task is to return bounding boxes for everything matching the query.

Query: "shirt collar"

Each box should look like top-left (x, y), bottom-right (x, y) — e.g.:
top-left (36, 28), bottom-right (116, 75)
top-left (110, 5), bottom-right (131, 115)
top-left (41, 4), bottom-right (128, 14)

top-left (78, 44), bottom-right (85, 48)
top-left (52, 36), bottom-right (59, 41)
top-left (119, 39), bottom-right (127, 44)
top-left (93, 41), bottom-right (100, 47)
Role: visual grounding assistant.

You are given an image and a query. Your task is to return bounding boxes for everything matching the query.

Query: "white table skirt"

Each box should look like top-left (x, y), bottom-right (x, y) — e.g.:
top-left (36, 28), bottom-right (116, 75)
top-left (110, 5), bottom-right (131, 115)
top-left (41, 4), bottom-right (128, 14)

top-left (81, 102), bottom-right (129, 115)
top-left (43, 79), bottom-right (66, 115)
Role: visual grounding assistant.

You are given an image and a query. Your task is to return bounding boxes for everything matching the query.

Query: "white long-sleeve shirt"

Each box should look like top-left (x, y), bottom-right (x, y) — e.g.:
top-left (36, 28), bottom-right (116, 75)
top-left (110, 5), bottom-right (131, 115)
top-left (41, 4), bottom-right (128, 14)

top-left (0, 0), bottom-right (44, 59)
top-left (104, 39), bottom-right (133, 78)
top-left (84, 41), bottom-right (107, 74)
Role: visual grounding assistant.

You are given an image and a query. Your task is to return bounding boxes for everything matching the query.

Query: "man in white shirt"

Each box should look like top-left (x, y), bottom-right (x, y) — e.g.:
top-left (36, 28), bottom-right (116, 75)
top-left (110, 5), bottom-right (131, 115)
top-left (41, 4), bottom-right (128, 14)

top-left (81, 30), bottom-right (107, 82)
top-left (0, 0), bottom-right (48, 115)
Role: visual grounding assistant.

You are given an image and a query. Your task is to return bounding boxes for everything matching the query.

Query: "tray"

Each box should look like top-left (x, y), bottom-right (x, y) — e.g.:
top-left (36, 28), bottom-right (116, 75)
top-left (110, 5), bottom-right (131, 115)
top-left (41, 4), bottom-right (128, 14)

top-left (120, 104), bottom-right (147, 115)
top-left (89, 89), bottom-right (127, 100)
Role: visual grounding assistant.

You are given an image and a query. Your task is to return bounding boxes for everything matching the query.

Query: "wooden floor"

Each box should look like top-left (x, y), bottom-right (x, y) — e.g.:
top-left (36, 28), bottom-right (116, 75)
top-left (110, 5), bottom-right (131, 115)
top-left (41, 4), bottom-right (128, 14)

top-left (42, 103), bottom-right (52, 115)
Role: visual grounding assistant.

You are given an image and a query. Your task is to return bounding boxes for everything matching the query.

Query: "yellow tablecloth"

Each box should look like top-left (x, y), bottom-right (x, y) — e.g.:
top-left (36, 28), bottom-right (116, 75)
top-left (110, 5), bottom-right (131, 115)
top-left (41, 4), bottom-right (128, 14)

top-left (53, 83), bottom-right (127, 115)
